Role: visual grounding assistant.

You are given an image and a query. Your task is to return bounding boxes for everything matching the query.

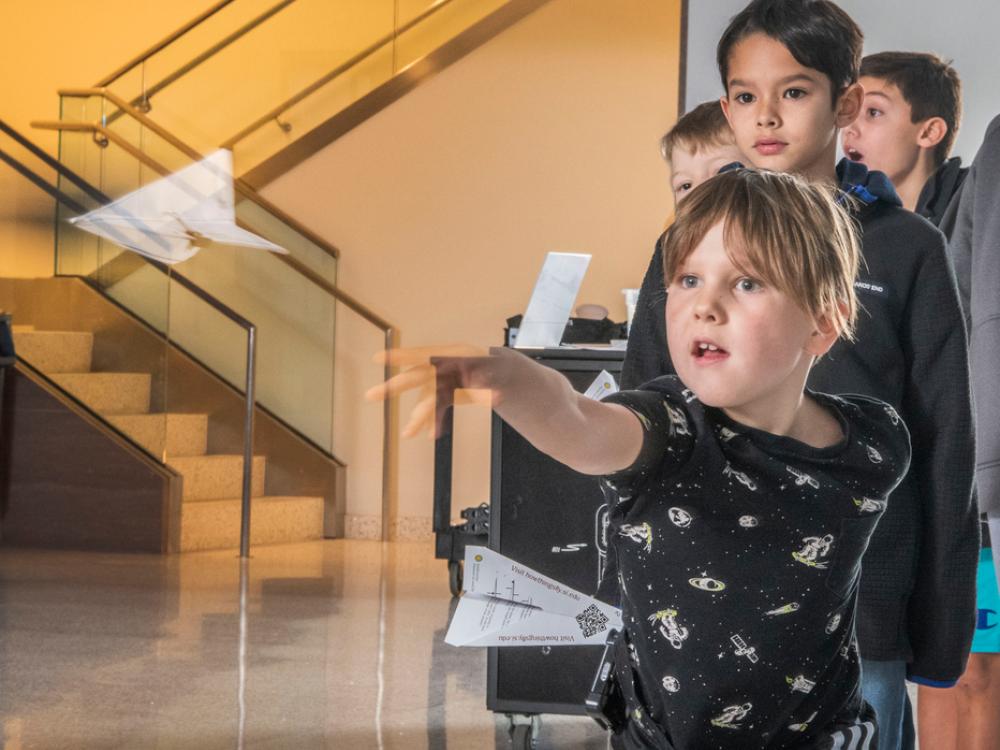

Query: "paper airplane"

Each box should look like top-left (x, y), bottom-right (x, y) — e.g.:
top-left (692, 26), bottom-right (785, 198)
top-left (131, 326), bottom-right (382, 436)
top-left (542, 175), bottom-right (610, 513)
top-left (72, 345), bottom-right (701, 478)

top-left (445, 546), bottom-right (621, 647)
top-left (69, 149), bottom-right (287, 265)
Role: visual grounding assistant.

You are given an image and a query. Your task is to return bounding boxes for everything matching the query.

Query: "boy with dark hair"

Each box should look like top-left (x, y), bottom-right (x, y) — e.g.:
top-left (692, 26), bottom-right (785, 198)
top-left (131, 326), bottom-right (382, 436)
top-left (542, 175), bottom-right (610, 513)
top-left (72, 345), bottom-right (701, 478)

top-left (843, 52), bottom-right (965, 223)
top-left (376, 168), bottom-right (908, 748)
top-left (622, 2), bottom-right (978, 749)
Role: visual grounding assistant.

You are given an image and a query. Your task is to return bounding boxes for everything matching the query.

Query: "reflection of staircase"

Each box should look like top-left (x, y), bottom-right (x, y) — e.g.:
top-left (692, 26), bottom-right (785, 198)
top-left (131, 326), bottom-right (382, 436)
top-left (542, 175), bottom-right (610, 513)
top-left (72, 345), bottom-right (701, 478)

top-left (10, 312), bottom-right (325, 552)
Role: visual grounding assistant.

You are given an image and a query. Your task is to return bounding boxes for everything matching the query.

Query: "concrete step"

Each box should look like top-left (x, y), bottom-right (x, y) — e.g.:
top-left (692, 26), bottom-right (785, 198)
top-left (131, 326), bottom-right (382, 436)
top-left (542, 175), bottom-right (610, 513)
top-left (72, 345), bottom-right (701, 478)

top-left (14, 330), bottom-right (93, 373)
top-left (169, 455), bottom-right (266, 501)
top-left (106, 413), bottom-right (209, 458)
top-left (49, 372), bottom-right (151, 415)
top-left (179, 495), bottom-right (324, 551)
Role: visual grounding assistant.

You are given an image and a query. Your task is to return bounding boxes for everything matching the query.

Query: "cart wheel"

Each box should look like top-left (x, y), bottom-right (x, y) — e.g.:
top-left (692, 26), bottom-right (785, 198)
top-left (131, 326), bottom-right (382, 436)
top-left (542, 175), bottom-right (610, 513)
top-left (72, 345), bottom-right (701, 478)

top-left (510, 724), bottom-right (533, 749)
top-left (448, 560), bottom-right (463, 597)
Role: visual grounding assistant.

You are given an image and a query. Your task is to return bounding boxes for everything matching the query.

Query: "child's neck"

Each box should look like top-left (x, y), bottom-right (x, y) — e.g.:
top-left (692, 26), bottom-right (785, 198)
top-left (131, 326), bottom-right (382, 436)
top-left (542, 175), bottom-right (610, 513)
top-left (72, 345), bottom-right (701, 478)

top-left (723, 391), bottom-right (843, 449)
top-left (892, 154), bottom-right (939, 212)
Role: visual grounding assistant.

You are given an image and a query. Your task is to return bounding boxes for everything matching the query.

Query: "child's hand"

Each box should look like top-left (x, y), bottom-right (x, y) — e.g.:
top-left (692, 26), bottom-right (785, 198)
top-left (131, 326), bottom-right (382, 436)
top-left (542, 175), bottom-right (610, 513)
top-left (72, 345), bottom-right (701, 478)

top-left (366, 345), bottom-right (524, 438)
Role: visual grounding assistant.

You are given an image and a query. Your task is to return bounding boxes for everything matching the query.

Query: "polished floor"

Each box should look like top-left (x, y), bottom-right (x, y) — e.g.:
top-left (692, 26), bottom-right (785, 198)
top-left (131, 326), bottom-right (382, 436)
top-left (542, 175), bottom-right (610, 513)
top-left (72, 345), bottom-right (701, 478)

top-left (0, 540), bottom-right (609, 749)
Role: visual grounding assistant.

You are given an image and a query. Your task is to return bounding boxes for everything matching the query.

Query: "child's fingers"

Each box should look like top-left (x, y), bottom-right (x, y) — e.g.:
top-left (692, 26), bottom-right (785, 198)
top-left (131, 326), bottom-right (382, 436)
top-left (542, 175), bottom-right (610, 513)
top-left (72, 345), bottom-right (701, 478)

top-left (402, 393), bottom-right (438, 439)
top-left (365, 364), bottom-right (435, 401)
top-left (373, 344), bottom-right (486, 368)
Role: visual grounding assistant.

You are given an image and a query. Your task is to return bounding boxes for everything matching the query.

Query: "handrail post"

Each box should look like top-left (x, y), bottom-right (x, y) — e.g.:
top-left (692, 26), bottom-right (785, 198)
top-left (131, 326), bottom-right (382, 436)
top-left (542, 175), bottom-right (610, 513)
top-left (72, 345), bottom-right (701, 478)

top-left (240, 324), bottom-right (257, 558)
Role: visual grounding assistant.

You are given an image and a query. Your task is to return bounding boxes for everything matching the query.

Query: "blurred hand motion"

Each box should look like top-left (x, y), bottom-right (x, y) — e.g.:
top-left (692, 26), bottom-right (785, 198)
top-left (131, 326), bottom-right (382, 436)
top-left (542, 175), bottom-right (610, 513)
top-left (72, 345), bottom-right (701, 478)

top-left (366, 345), bottom-right (526, 439)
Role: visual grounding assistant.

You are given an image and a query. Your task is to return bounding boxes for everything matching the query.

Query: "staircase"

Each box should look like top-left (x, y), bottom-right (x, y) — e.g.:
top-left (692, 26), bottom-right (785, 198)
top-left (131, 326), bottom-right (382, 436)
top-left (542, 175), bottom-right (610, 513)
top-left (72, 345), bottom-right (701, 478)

top-left (10, 312), bottom-right (325, 552)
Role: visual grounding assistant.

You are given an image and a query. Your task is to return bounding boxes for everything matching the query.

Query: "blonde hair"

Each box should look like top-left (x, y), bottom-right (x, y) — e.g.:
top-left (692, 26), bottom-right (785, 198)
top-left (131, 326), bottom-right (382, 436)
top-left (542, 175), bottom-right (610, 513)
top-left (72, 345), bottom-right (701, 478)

top-left (662, 168), bottom-right (860, 340)
top-left (660, 101), bottom-right (735, 164)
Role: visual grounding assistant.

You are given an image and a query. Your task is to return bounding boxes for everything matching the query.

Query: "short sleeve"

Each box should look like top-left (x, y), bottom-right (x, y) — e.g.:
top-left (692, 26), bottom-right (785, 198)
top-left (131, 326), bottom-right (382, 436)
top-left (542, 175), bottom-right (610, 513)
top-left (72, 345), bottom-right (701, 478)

top-left (601, 376), bottom-right (697, 497)
top-left (838, 395), bottom-right (912, 499)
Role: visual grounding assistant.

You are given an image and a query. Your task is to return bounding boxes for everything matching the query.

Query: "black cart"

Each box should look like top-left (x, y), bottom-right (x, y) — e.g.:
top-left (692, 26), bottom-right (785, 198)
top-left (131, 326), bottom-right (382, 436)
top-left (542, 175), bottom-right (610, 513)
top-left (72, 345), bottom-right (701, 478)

top-left (433, 347), bottom-right (624, 748)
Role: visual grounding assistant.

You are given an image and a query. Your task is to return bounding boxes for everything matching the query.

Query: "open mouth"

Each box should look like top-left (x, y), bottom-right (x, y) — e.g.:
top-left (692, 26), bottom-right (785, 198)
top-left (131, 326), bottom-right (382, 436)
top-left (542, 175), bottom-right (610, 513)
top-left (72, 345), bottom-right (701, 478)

top-left (692, 340), bottom-right (729, 362)
top-left (844, 145), bottom-right (864, 161)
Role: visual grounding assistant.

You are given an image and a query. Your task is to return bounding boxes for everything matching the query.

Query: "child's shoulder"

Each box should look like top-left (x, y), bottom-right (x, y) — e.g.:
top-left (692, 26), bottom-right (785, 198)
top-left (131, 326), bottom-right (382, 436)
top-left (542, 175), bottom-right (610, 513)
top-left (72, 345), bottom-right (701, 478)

top-left (816, 392), bottom-right (912, 481)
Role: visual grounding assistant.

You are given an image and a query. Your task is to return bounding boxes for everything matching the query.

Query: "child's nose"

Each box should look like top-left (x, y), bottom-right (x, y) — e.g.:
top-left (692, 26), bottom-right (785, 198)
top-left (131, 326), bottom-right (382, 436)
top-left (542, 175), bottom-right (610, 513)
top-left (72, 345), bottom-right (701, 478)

top-left (755, 100), bottom-right (780, 129)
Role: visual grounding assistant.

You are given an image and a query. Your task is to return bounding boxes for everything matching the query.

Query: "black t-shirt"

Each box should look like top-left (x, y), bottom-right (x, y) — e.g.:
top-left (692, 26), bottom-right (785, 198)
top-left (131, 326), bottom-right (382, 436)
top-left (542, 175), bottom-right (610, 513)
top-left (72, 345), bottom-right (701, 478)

top-left (602, 376), bottom-right (910, 749)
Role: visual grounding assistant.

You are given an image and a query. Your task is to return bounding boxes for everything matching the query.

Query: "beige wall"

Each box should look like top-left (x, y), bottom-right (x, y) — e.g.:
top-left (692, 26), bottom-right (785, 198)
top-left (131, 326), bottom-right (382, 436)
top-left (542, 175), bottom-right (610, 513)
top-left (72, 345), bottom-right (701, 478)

top-left (260, 0), bottom-right (682, 524)
top-left (0, 0), bottom-right (213, 277)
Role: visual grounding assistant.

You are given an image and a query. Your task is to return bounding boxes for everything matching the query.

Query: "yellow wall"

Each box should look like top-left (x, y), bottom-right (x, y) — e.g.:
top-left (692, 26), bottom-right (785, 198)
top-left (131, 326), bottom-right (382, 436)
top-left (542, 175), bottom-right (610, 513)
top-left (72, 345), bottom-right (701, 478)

top-left (260, 0), bottom-right (682, 527)
top-left (0, 0), bottom-right (214, 277)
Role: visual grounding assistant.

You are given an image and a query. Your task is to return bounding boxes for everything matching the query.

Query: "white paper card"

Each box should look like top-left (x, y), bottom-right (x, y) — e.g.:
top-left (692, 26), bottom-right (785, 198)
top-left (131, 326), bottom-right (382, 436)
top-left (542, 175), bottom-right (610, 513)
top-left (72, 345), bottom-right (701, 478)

top-left (445, 546), bottom-right (621, 647)
top-left (69, 149), bottom-right (287, 265)
top-left (514, 252), bottom-right (592, 348)
top-left (583, 370), bottom-right (618, 401)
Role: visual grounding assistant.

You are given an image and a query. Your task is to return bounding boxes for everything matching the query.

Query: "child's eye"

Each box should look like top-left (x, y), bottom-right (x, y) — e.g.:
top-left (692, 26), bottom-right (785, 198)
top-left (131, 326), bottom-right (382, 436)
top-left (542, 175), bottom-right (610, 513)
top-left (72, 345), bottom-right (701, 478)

top-left (678, 274), bottom-right (699, 289)
top-left (866, 108), bottom-right (883, 119)
top-left (783, 88), bottom-right (807, 100)
top-left (675, 182), bottom-right (693, 194)
top-left (734, 92), bottom-right (754, 105)
top-left (736, 278), bottom-right (762, 293)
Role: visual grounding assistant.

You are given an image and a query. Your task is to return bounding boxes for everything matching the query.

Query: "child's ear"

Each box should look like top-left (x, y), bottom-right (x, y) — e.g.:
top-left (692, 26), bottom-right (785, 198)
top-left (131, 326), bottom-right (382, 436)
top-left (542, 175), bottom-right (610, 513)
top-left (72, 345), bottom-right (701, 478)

top-left (720, 95), bottom-right (734, 127)
top-left (834, 83), bottom-right (864, 128)
top-left (916, 117), bottom-right (948, 151)
top-left (805, 309), bottom-right (842, 357)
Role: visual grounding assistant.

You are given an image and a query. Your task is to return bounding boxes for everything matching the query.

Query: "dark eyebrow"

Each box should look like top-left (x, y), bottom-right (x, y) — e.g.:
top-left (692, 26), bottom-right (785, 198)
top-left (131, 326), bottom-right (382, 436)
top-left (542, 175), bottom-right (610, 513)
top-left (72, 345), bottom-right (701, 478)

top-left (729, 73), bottom-right (818, 88)
top-left (863, 91), bottom-right (892, 102)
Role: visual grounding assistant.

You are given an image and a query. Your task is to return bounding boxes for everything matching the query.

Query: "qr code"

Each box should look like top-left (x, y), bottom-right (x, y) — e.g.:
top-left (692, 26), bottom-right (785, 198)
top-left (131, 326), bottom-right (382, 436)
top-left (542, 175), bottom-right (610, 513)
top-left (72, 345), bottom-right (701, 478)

top-left (576, 604), bottom-right (610, 638)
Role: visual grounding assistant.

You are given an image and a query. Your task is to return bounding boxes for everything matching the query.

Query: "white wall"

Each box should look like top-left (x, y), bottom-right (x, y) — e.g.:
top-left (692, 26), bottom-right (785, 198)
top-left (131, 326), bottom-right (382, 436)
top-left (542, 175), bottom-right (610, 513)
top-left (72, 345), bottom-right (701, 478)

top-left (684, 0), bottom-right (1000, 161)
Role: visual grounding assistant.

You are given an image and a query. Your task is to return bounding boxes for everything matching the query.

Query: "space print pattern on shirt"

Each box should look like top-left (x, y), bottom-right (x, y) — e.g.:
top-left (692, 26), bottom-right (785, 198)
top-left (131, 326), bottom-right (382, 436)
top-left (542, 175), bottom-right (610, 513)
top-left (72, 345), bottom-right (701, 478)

top-left (601, 376), bottom-right (910, 749)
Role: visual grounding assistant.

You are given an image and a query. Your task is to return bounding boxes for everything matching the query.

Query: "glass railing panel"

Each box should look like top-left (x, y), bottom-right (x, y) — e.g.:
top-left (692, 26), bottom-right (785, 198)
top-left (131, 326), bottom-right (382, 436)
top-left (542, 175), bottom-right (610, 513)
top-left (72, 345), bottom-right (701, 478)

top-left (56, 93), bottom-right (339, 286)
top-left (332, 300), bottom-right (389, 530)
top-left (132, 0), bottom-right (396, 157)
top-left (226, 0), bottom-right (510, 171)
top-left (51, 124), bottom-right (340, 452)
top-left (102, 0), bottom-right (288, 114)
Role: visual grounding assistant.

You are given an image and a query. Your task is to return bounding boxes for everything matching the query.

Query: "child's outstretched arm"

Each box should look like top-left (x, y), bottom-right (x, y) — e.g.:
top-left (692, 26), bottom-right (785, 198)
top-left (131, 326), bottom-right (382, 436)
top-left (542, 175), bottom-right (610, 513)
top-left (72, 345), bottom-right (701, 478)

top-left (367, 345), bottom-right (643, 476)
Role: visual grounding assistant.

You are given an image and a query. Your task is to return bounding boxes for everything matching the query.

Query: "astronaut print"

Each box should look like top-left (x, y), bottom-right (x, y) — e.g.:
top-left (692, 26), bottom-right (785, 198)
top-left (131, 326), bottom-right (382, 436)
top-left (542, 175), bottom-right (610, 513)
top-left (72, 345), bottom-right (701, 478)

top-left (710, 703), bottom-right (753, 730)
top-left (597, 377), bottom-right (906, 748)
top-left (723, 462), bottom-right (757, 491)
top-left (792, 534), bottom-right (834, 569)
top-left (648, 608), bottom-right (689, 649)
top-left (619, 522), bottom-right (653, 552)
top-left (664, 401), bottom-right (691, 436)
top-left (854, 496), bottom-right (886, 514)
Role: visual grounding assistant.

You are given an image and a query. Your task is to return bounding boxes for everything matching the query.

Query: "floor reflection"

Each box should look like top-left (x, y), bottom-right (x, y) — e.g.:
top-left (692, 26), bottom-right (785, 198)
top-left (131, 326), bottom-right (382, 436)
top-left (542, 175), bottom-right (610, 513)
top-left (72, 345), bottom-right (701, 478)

top-left (0, 540), bottom-right (608, 749)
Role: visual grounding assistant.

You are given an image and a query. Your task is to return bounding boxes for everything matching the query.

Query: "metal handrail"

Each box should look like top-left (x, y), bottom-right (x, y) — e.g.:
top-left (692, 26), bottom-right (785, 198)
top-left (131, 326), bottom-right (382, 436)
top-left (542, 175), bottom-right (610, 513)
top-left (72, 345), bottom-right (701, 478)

top-left (97, 0), bottom-right (236, 87)
top-left (101, 0), bottom-right (297, 126)
top-left (221, 0), bottom-right (457, 148)
top-left (54, 87), bottom-right (339, 261)
top-left (30, 116), bottom-right (398, 538)
top-left (1, 121), bottom-right (259, 556)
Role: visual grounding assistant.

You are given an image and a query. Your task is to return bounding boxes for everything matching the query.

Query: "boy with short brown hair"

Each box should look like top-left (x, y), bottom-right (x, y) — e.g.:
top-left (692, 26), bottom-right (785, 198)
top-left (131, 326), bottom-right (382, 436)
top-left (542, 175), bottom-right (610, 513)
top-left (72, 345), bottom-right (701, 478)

top-left (843, 52), bottom-right (965, 223)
